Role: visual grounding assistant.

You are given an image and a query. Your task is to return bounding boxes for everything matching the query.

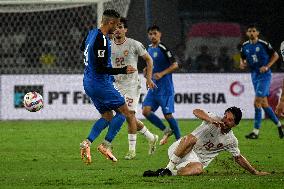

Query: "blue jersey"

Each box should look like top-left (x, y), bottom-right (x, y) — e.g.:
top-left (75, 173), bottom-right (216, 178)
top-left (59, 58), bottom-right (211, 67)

top-left (80, 28), bottom-right (126, 113)
top-left (147, 43), bottom-right (176, 95)
top-left (240, 39), bottom-right (275, 79)
top-left (82, 28), bottom-right (112, 86)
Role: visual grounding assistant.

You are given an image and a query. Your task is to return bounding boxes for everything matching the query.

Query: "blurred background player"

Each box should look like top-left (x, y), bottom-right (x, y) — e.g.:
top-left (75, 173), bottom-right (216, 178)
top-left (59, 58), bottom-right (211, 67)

top-left (79, 9), bottom-right (138, 164)
top-left (240, 24), bottom-right (283, 139)
top-left (145, 107), bottom-right (269, 176)
top-left (275, 42), bottom-right (284, 118)
top-left (142, 25), bottom-right (181, 145)
top-left (110, 18), bottom-right (158, 160)
top-left (275, 79), bottom-right (284, 118)
top-left (281, 41), bottom-right (284, 61)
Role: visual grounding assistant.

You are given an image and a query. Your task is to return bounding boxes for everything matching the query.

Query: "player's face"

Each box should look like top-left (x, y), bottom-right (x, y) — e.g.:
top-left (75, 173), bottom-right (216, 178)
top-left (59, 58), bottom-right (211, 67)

top-left (246, 27), bottom-right (259, 40)
top-left (114, 23), bottom-right (127, 39)
top-left (109, 18), bottom-right (120, 34)
top-left (221, 111), bottom-right (236, 129)
top-left (148, 30), bottom-right (161, 44)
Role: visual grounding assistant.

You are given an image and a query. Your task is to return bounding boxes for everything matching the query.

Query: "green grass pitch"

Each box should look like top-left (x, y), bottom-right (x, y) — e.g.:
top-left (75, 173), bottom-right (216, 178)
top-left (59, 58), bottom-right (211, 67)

top-left (0, 119), bottom-right (283, 189)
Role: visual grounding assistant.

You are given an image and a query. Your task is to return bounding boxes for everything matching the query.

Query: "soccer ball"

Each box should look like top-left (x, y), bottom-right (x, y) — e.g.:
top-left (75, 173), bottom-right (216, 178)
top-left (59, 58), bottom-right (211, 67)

top-left (23, 92), bottom-right (44, 112)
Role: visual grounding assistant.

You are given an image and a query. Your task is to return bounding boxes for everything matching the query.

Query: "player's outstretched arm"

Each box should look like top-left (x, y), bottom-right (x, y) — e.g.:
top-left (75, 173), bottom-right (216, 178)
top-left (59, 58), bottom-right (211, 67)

top-left (234, 155), bottom-right (270, 175)
top-left (96, 65), bottom-right (136, 75)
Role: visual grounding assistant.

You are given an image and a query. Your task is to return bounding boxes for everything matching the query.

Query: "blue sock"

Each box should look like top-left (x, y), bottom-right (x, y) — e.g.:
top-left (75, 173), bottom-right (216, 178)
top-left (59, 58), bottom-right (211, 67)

top-left (105, 113), bottom-right (126, 143)
top-left (254, 107), bottom-right (262, 129)
top-left (146, 112), bottom-right (166, 131)
top-left (87, 118), bottom-right (109, 143)
top-left (167, 117), bottom-right (181, 140)
top-left (263, 107), bottom-right (280, 125)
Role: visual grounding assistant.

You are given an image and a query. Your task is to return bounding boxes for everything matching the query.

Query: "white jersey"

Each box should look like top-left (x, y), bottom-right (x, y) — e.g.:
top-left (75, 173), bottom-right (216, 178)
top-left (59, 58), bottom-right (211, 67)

top-left (111, 37), bottom-right (147, 89)
top-left (191, 112), bottom-right (240, 167)
top-left (280, 41), bottom-right (284, 61)
top-left (111, 38), bottom-right (147, 112)
top-left (169, 112), bottom-right (240, 168)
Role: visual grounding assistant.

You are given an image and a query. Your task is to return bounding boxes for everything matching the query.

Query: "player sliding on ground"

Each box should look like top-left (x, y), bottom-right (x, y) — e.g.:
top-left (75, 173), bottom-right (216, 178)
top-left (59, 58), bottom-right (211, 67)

top-left (143, 107), bottom-right (270, 176)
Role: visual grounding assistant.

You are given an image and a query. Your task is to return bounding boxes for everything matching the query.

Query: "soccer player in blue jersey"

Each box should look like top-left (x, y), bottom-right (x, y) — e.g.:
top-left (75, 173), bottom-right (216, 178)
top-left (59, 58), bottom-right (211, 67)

top-left (240, 24), bottom-right (283, 139)
top-left (142, 25), bottom-right (181, 145)
top-left (79, 9), bottom-right (138, 164)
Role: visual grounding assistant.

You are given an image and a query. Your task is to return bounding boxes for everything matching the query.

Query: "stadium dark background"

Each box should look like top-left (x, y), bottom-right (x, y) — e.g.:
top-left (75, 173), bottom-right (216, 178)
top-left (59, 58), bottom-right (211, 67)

top-left (128, 0), bottom-right (284, 55)
top-left (0, 0), bottom-right (283, 74)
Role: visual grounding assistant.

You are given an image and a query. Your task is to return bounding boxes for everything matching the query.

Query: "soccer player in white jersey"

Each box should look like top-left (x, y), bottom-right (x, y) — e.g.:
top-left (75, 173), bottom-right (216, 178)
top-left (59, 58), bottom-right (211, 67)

top-left (275, 42), bottom-right (284, 118)
top-left (144, 107), bottom-right (270, 176)
top-left (111, 18), bottom-right (158, 160)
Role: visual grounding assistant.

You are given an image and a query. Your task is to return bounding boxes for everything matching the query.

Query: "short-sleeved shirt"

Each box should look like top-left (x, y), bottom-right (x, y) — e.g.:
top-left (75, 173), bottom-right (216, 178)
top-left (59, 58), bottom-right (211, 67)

top-left (190, 112), bottom-right (240, 167)
top-left (147, 43), bottom-right (176, 96)
top-left (240, 39), bottom-right (275, 79)
top-left (111, 37), bottom-right (147, 89)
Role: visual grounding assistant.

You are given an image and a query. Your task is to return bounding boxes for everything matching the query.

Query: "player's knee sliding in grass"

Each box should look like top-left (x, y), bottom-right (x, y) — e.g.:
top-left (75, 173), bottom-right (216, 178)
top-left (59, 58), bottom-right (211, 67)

top-left (143, 107), bottom-right (270, 177)
top-left (240, 24), bottom-right (283, 139)
top-left (142, 25), bottom-right (181, 145)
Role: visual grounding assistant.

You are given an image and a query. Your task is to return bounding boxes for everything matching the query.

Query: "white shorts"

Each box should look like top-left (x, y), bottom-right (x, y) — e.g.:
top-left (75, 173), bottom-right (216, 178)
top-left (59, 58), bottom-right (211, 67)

top-left (115, 84), bottom-right (141, 112)
top-left (168, 140), bottom-right (202, 170)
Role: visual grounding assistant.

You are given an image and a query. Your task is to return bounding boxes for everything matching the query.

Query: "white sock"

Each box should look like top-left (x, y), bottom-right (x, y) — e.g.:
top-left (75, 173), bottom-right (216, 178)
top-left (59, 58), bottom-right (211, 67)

top-left (139, 126), bottom-right (155, 141)
top-left (128, 134), bottom-right (137, 152)
top-left (166, 154), bottom-right (181, 171)
top-left (171, 169), bottom-right (178, 176)
top-left (277, 121), bottom-right (282, 127)
top-left (253, 128), bottom-right (259, 135)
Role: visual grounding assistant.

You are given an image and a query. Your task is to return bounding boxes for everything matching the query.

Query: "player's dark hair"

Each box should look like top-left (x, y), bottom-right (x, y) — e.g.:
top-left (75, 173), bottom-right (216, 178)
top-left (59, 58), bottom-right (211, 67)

top-left (225, 106), bottom-right (242, 125)
top-left (147, 25), bottom-right (160, 33)
top-left (120, 17), bottom-right (128, 28)
top-left (103, 9), bottom-right (120, 18)
top-left (246, 23), bottom-right (260, 32)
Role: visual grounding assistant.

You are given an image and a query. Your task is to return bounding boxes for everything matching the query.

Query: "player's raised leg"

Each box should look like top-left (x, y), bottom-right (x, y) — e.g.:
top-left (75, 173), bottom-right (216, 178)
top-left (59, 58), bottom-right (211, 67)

top-left (137, 120), bottom-right (159, 155)
top-left (97, 112), bottom-right (126, 162)
top-left (80, 111), bottom-right (112, 164)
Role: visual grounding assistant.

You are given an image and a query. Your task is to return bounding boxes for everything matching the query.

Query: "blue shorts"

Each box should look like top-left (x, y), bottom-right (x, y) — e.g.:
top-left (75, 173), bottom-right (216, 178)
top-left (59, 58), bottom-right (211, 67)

top-left (252, 76), bottom-right (271, 97)
top-left (142, 91), bottom-right (175, 114)
top-left (84, 83), bottom-right (125, 114)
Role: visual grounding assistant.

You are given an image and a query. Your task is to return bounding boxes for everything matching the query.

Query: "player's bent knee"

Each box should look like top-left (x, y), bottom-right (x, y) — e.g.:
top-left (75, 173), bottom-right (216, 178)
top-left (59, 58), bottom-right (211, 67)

top-left (261, 98), bottom-right (269, 107)
top-left (178, 163), bottom-right (203, 176)
top-left (142, 109), bottom-right (151, 117)
top-left (164, 114), bottom-right (173, 120)
top-left (101, 111), bottom-right (113, 121)
top-left (254, 97), bottom-right (263, 107)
